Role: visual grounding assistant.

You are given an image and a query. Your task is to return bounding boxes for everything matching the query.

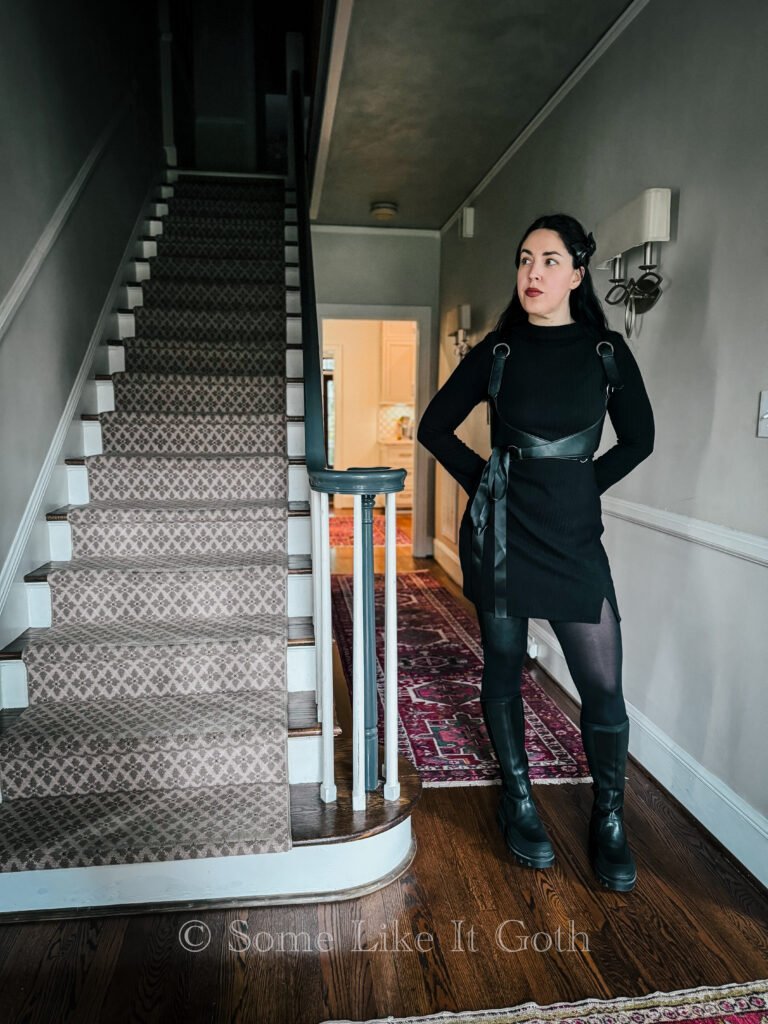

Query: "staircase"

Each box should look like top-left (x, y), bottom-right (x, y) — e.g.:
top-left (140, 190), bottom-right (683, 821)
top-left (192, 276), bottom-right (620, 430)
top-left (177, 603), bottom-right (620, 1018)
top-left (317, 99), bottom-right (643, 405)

top-left (0, 171), bottom-right (418, 916)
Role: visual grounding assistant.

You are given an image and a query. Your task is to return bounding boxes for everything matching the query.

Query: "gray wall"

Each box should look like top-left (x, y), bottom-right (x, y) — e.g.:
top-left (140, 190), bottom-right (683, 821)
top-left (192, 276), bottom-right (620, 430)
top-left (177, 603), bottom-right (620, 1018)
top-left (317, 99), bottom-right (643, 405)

top-left (0, 0), bottom-right (162, 575)
top-left (312, 228), bottom-right (440, 310)
top-left (438, 0), bottom-right (768, 815)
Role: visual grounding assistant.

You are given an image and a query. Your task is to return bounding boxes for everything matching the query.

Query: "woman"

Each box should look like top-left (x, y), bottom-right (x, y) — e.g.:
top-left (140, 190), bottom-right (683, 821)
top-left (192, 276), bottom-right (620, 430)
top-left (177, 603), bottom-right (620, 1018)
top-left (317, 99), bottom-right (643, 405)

top-left (416, 214), bottom-right (655, 892)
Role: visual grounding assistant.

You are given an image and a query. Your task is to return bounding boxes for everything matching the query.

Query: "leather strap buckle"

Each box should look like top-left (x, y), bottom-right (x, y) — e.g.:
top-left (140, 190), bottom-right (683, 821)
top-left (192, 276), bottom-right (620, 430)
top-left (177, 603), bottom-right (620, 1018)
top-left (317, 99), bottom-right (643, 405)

top-left (506, 444), bottom-right (524, 460)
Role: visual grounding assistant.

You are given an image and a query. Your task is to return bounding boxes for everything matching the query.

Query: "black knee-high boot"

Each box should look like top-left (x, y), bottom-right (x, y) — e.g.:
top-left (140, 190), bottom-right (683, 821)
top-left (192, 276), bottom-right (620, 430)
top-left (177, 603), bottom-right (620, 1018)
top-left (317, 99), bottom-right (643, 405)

top-left (481, 695), bottom-right (555, 869)
top-left (580, 717), bottom-right (637, 891)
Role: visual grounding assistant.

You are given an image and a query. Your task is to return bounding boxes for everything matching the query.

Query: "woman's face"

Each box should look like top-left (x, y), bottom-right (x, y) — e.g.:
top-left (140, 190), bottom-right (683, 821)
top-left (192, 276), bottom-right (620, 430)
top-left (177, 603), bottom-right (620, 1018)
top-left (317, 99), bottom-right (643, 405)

top-left (517, 228), bottom-right (585, 324)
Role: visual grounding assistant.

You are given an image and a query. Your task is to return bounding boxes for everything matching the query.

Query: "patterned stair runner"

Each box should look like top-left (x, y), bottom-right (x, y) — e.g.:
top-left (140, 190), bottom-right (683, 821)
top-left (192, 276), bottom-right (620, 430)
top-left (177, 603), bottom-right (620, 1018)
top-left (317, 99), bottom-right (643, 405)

top-left (0, 174), bottom-right (296, 870)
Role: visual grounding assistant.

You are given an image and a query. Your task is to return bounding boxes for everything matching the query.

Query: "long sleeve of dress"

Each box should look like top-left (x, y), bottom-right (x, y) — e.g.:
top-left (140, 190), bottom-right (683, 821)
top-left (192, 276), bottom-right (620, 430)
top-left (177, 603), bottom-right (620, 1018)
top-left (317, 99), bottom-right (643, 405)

top-left (593, 333), bottom-right (655, 495)
top-left (417, 336), bottom-right (492, 496)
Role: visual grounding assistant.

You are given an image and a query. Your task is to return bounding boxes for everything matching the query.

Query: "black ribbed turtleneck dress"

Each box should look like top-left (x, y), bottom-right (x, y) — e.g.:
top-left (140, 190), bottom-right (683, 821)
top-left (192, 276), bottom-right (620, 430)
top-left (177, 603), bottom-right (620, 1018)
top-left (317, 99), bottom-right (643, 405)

top-left (417, 319), bottom-right (655, 623)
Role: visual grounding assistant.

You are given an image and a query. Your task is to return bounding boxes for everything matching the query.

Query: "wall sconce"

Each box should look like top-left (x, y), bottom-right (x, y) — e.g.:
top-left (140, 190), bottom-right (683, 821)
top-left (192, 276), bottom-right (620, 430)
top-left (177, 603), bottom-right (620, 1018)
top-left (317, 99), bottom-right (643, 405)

top-left (446, 304), bottom-right (471, 359)
top-left (593, 188), bottom-right (671, 337)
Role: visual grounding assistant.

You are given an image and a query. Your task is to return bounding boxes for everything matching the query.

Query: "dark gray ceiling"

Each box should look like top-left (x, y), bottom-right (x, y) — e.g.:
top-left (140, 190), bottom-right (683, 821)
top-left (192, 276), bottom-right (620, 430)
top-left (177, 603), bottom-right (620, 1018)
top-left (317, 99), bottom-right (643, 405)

top-left (315, 0), bottom-right (634, 229)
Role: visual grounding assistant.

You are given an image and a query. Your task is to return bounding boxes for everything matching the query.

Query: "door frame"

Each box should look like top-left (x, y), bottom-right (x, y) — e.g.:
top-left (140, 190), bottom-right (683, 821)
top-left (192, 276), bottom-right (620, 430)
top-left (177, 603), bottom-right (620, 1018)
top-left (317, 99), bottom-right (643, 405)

top-left (317, 303), bottom-right (434, 558)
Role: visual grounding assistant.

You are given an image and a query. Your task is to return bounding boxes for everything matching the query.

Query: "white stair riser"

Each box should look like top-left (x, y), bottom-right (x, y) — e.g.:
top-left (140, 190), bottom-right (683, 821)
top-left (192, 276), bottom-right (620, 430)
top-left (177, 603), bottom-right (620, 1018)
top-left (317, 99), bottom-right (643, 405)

top-left (81, 420), bottom-right (102, 456)
top-left (286, 266), bottom-right (299, 288)
top-left (290, 463), bottom-right (309, 502)
top-left (286, 381), bottom-right (303, 416)
top-left (66, 464), bottom-right (89, 504)
top-left (80, 379), bottom-right (115, 414)
top-left (284, 207), bottom-right (297, 224)
top-left (284, 224), bottom-right (297, 244)
top-left (119, 285), bottom-right (143, 309)
top-left (142, 218), bottom-right (164, 238)
top-left (47, 513), bottom-right (312, 562)
top-left (136, 239), bottom-right (157, 259)
top-left (287, 420), bottom-right (304, 457)
top-left (286, 642), bottom-right (315, 691)
top-left (112, 310), bottom-right (135, 339)
top-left (63, 462), bottom-right (308, 504)
top-left (286, 348), bottom-right (302, 376)
top-left (127, 260), bottom-right (151, 283)
top-left (285, 243), bottom-right (298, 263)
top-left (288, 733), bottom-right (322, 783)
top-left (288, 573), bottom-right (312, 616)
top-left (155, 185), bottom-right (174, 199)
top-left (25, 571), bottom-right (312, 628)
top-left (149, 202), bottom-right (169, 218)
top-left (286, 316), bottom-right (301, 346)
top-left (0, 660), bottom-right (28, 709)
top-left (286, 291), bottom-right (300, 315)
top-left (94, 344), bottom-right (126, 376)
top-left (0, 641), bottom-right (317, 711)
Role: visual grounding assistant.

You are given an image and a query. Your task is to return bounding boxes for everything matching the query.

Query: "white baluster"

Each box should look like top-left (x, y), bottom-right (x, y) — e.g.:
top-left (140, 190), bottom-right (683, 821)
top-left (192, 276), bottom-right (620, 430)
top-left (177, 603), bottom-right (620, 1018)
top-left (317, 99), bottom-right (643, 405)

top-left (310, 487), bottom-right (322, 716)
top-left (383, 491), bottom-right (400, 800)
top-left (319, 490), bottom-right (336, 803)
top-left (352, 493), bottom-right (366, 810)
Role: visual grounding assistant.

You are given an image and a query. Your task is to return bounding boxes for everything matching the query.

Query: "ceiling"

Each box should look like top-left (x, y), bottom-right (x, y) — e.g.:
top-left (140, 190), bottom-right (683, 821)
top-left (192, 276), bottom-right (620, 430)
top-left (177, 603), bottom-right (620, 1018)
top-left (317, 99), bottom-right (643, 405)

top-left (314, 0), bottom-right (634, 229)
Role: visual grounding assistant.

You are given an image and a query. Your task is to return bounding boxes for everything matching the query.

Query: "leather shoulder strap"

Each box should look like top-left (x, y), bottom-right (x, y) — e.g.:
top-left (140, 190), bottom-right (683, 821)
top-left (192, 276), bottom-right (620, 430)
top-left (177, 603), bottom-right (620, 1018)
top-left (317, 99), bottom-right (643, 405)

top-left (486, 331), bottom-right (625, 402)
top-left (487, 338), bottom-right (509, 400)
top-left (596, 338), bottom-right (624, 391)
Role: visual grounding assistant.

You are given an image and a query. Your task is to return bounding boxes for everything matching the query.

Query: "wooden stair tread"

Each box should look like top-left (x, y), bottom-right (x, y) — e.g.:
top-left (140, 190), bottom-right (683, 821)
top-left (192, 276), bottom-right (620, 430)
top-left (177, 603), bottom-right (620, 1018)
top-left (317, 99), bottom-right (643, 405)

top-left (290, 741), bottom-right (422, 846)
top-left (287, 689), bottom-right (341, 738)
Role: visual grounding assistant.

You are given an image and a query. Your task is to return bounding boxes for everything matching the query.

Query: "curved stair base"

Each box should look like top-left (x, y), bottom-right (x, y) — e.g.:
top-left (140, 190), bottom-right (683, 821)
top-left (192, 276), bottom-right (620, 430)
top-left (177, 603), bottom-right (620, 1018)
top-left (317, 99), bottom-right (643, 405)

top-left (0, 818), bottom-right (415, 921)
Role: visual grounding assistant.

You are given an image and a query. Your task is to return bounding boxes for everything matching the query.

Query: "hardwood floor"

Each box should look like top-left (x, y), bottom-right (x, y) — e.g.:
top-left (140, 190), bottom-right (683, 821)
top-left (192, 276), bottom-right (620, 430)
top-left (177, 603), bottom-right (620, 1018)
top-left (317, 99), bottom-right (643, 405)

top-left (0, 512), bottom-right (766, 1024)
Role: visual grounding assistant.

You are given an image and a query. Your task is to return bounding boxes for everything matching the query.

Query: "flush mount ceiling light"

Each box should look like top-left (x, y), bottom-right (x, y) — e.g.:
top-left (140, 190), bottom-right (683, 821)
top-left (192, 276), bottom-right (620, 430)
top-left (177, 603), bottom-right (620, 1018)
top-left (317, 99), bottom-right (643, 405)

top-left (370, 201), bottom-right (398, 221)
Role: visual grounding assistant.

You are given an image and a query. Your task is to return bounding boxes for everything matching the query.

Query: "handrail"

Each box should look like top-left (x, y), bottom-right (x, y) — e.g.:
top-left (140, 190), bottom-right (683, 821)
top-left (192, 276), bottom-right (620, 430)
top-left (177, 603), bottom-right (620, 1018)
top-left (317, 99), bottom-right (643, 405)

top-left (288, 69), bottom-right (405, 809)
top-left (289, 72), bottom-right (405, 494)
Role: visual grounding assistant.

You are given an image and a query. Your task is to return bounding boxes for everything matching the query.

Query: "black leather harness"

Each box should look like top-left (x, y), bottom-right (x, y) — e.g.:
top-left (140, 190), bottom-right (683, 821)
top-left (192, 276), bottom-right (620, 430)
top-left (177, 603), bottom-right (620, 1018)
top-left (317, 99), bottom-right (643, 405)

top-left (468, 337), bottom-right (624, 617)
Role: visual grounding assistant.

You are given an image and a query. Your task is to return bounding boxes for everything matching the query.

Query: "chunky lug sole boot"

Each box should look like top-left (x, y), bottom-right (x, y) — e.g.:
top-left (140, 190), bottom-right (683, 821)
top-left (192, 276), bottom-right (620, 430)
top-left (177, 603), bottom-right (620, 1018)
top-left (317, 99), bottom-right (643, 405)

top-left (580, 717), bottom-right (637, 892)
top-left (481, 695), bottom-right (555, 869)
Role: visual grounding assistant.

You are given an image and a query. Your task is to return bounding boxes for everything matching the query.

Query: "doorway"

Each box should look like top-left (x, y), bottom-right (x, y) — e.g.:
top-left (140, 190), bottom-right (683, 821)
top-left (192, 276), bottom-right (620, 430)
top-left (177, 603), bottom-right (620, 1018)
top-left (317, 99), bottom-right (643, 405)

top-left (320, 318), bottom-right (417, 546)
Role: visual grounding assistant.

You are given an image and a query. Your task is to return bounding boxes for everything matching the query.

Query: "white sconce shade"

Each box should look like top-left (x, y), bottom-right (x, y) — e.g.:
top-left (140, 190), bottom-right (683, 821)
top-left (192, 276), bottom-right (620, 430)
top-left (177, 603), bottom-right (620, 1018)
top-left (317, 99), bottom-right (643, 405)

top-left (593, 188), bottom-right (671, 269)
top-left (446, 304), bottom-right (471, 335)
top-left (446, 304), bottom-right (472, 358)
top-left (460, 206), bottom-right (475, 238)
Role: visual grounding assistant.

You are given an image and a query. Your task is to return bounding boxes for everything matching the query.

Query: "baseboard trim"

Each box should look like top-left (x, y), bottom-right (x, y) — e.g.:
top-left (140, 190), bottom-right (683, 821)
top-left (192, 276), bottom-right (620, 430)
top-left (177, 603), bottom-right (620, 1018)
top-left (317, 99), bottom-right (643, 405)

top-left (432, 537), bottom-right (462, 581)
top-left (527, 619), bottom-right (768, 889)
top-left (0, 176), bottom-right (161, 643)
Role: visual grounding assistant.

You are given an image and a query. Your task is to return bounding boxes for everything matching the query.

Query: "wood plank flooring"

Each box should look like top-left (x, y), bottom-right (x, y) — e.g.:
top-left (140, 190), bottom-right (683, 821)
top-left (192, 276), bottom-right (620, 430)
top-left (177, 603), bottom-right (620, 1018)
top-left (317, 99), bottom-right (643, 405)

top-left (0, 510), bottom-right (766, 1023)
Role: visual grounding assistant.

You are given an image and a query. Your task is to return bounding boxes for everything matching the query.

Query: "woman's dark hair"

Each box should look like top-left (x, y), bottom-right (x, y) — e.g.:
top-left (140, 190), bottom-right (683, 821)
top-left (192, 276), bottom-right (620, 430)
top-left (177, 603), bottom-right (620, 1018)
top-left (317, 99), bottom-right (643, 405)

top-left (494, 213), bottom-right (609, 339)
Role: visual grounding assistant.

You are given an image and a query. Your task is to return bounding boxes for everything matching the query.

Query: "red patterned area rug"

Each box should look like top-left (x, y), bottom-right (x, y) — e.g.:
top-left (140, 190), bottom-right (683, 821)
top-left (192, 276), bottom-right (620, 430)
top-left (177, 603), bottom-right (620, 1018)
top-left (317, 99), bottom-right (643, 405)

top-left (327, 978), bottom-right (768, 1024)
top-left (330, 570), bottom-right (591, 786)
top-left (329, 513), bottom-right (411, 547)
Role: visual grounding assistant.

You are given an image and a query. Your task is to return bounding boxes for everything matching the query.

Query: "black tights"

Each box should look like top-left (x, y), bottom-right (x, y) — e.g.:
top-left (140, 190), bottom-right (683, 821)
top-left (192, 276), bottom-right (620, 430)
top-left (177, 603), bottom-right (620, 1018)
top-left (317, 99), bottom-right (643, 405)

top-left (474, 597), bottom-right (626, 726)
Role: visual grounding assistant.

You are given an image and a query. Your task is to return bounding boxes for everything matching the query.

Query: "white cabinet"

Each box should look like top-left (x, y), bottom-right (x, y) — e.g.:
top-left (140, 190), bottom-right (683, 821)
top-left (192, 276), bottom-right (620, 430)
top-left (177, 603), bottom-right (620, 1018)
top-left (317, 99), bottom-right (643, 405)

top-left (379, 443), bottom-right (413, 509)
top-left (380, 322), bottom-right (416, 404)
